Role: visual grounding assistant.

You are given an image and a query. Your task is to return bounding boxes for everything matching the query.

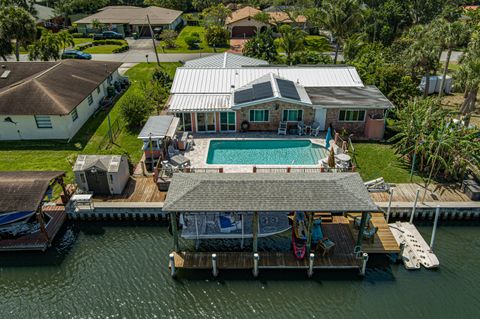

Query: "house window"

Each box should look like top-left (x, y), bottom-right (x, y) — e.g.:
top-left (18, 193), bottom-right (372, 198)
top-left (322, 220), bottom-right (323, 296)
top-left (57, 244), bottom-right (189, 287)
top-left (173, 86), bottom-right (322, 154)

top-left (282, 109), bottom-right (303, 122)
top-left (249, 109), bottom-right (269, 122)
top-left (220, 112), bottom-right (236, 131)
top-left (71, 108), bottom-right (78, 122)
top-left (339, 110), bottom-right (366, 122)
top-left (87, 94), bottom-right (93, 105)
top-left (176, 113), bottom-right (192, 131)
top-left (97, 86), bottom-right (101, 94)
top-left (34, 115), bottom-right (52, 129)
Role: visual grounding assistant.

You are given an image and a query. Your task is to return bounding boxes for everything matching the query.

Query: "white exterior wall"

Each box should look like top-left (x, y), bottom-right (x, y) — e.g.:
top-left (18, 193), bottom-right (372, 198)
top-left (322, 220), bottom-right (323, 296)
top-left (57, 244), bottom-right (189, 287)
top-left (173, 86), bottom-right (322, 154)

top-left (0, 70), bottom-right (121, 141)
top-left (108, 157), bottom-right (130, 194)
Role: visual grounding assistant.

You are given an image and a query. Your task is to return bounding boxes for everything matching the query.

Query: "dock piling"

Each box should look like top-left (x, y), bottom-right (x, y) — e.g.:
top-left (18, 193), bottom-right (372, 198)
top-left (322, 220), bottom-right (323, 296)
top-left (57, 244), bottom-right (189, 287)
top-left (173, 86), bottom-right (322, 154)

top-left (169, 253), bottom-right (176, 277)
top-left (212, 253), bottom-right (218, 277)
top-left (360, 253), bottom-right (369, 276)
top-left (430, 206), bottom-right (440, 250)
top-left (253, 253), bottom-right (259, 277)
top-left (308, 253), bottom-right (315, 277)
top-left (386, 188), bottom-right (394, 223)
top-left (410, 189), bottom-right (420, 224)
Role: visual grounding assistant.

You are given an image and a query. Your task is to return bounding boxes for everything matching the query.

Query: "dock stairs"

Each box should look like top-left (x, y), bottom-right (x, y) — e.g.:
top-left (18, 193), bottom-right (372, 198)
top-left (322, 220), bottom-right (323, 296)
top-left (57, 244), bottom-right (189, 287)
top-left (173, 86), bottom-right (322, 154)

top-left (314, 212), bottom-right (333, 223)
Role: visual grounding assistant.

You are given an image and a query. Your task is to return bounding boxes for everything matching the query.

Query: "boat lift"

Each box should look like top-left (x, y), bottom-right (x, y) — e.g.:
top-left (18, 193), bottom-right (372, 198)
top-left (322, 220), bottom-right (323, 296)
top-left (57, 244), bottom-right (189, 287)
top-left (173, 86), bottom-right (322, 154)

top-left (388, 189), bottom-right (440, 270)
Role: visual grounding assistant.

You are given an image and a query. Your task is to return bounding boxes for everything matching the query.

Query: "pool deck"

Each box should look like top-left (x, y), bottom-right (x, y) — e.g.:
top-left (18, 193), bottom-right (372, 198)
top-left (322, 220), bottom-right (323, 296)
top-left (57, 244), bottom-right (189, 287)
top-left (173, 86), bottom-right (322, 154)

top-left (184, 132), bottom-right (328, 173)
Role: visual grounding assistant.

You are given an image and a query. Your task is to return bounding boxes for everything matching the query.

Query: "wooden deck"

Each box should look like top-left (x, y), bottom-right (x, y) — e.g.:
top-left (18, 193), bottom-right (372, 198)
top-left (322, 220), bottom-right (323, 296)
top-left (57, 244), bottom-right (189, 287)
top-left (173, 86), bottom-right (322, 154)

top-left (173, 223), bottom-right (361, 270)
top-left (0, 206), bottom-right (66, 252)
top-left (337, 213), bottom-right (400, 254)
top-left (94, 176), bottom-right (166, 202)
top-left (370, 183), bottom-right (471, 203)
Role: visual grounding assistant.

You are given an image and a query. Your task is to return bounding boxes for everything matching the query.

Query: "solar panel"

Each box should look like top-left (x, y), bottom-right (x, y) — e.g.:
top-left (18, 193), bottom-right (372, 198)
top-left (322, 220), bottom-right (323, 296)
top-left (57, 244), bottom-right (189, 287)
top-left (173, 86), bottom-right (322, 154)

top-left (252, 82), bottom-right (273, 100)
top-left (234, 88), bottom-right (254, 104)
top-left (277, 79), bottom-right (300, 100)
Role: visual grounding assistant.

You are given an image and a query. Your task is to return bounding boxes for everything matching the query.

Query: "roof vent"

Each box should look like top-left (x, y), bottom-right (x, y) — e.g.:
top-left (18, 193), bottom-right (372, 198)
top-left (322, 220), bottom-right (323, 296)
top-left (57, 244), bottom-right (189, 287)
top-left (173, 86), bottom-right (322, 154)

top-left (0, 70), bottom-right (11, 79)
top-left (231, 84), bottom-right (235, 88)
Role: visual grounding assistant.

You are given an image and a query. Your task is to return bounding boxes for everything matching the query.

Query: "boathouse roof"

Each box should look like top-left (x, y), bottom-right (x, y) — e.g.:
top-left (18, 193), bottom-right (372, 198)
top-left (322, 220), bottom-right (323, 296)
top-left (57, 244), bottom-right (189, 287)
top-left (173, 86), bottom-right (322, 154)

top-left (163, 172), bottom-right (379, 212)
top-left (0, 171), bottom-right (65, 213)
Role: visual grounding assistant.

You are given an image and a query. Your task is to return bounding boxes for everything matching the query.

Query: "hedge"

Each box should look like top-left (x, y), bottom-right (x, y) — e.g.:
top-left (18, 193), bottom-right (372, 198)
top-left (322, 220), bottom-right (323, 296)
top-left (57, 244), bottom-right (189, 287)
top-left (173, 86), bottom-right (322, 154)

top-left (76, 41), bottom-right (129, 53)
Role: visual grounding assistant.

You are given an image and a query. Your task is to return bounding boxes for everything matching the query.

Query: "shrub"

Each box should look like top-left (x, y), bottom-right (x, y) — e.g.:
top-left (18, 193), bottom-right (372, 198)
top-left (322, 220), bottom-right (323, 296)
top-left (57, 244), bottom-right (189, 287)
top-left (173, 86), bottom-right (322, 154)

top-left (160, 29), bottom-right (178, 48)
top-left (291, 51), bottom-right (333, 65)
top-left (205, 25), bottom-right (229, 48)
top-left (77, 43), bottom-right (92, 51)
top-left (184, 36), bottom-right (200, 49)
top-left (92, 39), bottom-right (125, 46)
top-left (119, 89), bottom-right (154, 129)
top-left (72, 33), bottom-right (85, 38)
top-left (191, 31), bottom-right (200, 37)
top-left (112, 44), bottom-right (129, 53)
top-left (152, 67), bottom-right (172, 88)
top-left (304, 36), bottom-right (331, 52)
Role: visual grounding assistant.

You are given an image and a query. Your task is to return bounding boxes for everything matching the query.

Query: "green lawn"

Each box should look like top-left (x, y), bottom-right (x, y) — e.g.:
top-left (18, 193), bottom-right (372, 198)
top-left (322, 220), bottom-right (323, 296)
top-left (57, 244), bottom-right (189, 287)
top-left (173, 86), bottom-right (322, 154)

top-left (72, 37), bottom-right (92, 45)
top-left (83, 45), bottom-right (123, 54)
top-left (0, 62), bottom-right (180, 183)
top-left (352, 143), bottom-right (424, 184)
top-left (158, 26), bottom-right (229, 53)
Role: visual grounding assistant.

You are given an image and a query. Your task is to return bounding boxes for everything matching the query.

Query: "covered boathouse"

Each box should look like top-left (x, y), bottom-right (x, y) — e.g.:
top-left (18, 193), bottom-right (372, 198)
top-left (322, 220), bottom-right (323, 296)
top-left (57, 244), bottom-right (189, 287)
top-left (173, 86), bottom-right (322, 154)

top-left (0, 171), bottom-right (69, 251)
top-left (163, 172), bottom-right (400, 277)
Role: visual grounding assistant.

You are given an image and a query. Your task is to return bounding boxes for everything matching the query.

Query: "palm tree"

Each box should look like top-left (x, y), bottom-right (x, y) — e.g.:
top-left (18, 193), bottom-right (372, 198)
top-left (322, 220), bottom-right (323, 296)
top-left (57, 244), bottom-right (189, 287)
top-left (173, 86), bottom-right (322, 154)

top-left (433, 19), bottom-right (468, 97)
top-left (319, 0), bottom-right (364, 64)
top-left (57, 30), bottom-right (74, 53)
top-left (404, 24), bottom-right (440, 98)
top-left (278, 25), bottom-right (305, 65)
top-left (0, 6), bottom-right (36, 61)
top-left (458, 31), bottom-right (480, 126)
top-left (29, 30), bottom-right (62, 61)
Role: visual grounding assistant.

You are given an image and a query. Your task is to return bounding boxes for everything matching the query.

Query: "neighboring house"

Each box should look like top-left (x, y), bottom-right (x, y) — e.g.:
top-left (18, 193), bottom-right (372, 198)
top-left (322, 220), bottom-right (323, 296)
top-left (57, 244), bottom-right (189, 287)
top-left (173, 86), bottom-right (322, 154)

top-left (166, 64), bottom-right (394, 139)
top-left (33, 4), bottom-right (64, 30)
top-left (0, 60), bottom-right (122, 141)
top-left (183, 52), bottom-right (269, 68)
top-left (225, 6), bottom-right (307, 38)
top-left (75, 6), bottom-right (183, 37)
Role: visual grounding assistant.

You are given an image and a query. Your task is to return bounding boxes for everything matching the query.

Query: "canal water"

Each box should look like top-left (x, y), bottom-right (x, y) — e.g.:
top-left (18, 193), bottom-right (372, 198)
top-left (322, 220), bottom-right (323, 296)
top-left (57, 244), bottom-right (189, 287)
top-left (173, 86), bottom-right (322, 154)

top-left (1, 222), bottom-right (479, 319)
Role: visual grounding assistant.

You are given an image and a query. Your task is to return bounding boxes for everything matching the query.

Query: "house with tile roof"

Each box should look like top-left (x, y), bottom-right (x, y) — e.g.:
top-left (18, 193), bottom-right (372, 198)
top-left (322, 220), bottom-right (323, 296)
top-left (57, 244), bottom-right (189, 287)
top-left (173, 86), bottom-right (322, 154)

top-left (0, 60), bottom-right (122, 140)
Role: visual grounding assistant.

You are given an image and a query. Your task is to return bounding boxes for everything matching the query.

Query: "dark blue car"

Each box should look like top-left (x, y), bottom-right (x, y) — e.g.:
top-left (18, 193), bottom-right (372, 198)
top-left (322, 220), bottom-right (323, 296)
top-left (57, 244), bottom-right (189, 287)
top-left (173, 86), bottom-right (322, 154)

top-left (61, 50), bottom-right (92, 60)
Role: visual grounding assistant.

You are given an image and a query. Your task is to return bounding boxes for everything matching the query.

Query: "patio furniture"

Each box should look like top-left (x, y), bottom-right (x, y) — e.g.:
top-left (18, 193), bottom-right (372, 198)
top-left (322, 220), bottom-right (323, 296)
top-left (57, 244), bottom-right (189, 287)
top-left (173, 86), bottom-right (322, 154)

top-left (278, 121), bottom-right (287, 135)
top-left (177, 132), bottom-right (189, 151)
top-left (310, 122), bottom-right (321, 136)
top-left (297, 122), bottom-right (305, 136)
top-left (363, 227), bottom-right (378, 243)
top-left (168, 145), bottom-right (180, 158)
top-left (170, 154), bottom-right (190, 168)
top-left (352, 212), bottom-right (372, 230)
top-left (318, 238), bottom-right (336, 256)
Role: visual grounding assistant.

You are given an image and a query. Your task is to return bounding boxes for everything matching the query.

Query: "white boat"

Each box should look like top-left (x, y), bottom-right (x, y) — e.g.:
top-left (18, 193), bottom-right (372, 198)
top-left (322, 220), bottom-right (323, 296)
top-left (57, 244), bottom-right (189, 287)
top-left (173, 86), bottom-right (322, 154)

top-left (389, 222), bottom-right (440, 269)
top-left (180, 212), bottom-right (291, 239)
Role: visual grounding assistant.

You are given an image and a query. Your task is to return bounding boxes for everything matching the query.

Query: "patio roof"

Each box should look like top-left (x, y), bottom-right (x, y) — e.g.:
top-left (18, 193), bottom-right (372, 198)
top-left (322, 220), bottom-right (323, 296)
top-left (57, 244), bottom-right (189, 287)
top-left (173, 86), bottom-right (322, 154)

top-left (168, 94), bottom-right (231, 112)
top-left (163, 173), bottom-right (379, 212)
top-left (306, 86), bottom-right (394, 109)
top-left (137, 115), bottom-right (179, 140)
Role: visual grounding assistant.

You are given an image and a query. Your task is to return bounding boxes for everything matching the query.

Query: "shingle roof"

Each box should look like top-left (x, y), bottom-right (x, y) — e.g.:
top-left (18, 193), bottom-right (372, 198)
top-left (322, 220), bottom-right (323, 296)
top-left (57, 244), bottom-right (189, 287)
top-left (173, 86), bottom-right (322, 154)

top-left (163, 173), bottom-right (379, 212)
top-left (75, 6), bottom-right (182, 25)
top-left (0, 60), bottom-right (122, 115)
top-left (184, 53), bottom-right (268, 68)
top-left (225, 6), bottom-right (306, 25)
top-left (0, 171), bottom-right (65, 213)
top-left (306, 86), bottom-right (394, 109)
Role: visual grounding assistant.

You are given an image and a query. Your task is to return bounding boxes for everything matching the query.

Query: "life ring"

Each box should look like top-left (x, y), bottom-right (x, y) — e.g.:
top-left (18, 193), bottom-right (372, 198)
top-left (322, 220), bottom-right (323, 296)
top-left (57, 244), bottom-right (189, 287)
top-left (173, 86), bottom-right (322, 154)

top-left (241, 120), bottom-right (250, 132)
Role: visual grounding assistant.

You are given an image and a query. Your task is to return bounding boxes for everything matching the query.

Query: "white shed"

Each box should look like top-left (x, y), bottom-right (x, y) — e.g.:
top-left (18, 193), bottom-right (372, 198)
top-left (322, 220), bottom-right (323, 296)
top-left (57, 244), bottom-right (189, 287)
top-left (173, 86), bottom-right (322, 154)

top-left (73, 155), bottom-right (130, 195)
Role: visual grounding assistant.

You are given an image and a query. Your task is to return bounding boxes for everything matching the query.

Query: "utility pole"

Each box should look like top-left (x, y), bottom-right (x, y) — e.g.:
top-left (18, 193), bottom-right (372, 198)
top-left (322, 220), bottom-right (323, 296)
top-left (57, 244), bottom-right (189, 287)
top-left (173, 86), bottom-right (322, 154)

top-left (147, 15), bottom-right (160, 66)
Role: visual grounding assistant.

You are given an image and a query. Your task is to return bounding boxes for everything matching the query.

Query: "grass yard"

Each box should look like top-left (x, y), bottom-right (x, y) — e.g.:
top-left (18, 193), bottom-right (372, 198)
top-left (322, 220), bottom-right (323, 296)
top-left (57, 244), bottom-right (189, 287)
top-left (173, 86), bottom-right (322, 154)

top-left (352, 142), bottom-right (424, 184)
top-left (83, 44), bottom-right (124, 54)
top-left (0, 62), bottom-right (180, 183)
top-left (158, 26), bottom-right (229, 53)
top-left (72, 37), bottom-right (92, 46)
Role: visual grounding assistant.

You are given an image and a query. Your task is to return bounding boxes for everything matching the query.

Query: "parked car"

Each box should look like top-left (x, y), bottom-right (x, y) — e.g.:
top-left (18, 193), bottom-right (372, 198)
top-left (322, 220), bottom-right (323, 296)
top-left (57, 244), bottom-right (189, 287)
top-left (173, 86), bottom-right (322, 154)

top-left (93, 31), bottom-right (124, 40)
top-left (61, 50), bottom-right (92, 60)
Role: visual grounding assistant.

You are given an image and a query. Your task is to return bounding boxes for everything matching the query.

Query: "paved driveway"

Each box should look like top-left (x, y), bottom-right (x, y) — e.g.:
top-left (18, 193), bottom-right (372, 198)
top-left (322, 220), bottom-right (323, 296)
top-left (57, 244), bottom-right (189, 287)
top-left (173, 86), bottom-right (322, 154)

top-left (126, 38), bottom-right (154, 51)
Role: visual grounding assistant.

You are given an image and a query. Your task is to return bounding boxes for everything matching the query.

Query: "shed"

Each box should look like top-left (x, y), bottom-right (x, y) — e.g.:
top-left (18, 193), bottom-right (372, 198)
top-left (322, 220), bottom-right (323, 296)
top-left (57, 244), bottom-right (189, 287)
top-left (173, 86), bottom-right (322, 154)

top-left (73, 155), bottom-right (130, 195)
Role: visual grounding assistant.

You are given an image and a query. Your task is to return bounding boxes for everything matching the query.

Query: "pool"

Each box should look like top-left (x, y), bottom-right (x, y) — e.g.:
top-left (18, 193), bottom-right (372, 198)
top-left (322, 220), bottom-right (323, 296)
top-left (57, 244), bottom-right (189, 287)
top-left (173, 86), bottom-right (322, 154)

top-left (206, 140), bottom-right (327, 165)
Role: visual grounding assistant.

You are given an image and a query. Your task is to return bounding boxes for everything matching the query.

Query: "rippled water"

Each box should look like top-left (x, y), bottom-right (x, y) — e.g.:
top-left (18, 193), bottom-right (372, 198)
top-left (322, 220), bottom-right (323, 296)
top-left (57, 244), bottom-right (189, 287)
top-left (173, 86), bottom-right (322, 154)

top-left (1, 222), bottom-right (479, 319)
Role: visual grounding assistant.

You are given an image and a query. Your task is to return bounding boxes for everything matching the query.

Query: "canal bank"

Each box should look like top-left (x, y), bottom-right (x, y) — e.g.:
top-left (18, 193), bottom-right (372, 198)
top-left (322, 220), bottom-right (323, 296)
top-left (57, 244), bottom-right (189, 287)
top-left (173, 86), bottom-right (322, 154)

top-left (1, 224), bottom-right (479, 318)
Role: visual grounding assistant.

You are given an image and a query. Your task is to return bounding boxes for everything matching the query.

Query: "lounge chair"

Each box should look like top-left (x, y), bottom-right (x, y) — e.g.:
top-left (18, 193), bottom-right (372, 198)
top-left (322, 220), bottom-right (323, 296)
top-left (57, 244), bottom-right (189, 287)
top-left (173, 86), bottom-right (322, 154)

top-left (278, 121), bottom-right (287, 135)
top-left (310, 122), bottom-right (321, 136)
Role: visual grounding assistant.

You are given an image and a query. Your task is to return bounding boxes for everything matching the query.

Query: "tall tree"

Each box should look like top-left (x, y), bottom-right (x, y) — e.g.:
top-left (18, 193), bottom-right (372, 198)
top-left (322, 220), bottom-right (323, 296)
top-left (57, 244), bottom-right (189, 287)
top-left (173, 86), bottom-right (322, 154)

top-left (202, 3), bottom-right (231, 27)
top-left (404, 24), bottom-right (440, 97)
top-left (0, 6), bottom-right (36, 61)
top-left (28, 29), bottom-right (62, 61)
top-left (243, 28), bottom-right (278, 63)
top-left (278, 25), bottom-right (305, 65)
top-left (319, 0), bottom-right (364, 64)
top-left (458, 31), bottom-right (480, 126)
top-left (57, 29), bottom-right (74, 53)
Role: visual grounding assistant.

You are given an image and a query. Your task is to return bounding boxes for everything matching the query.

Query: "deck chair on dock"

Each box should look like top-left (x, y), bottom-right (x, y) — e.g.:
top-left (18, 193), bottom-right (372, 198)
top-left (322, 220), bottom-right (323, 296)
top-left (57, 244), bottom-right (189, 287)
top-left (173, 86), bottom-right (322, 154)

top-left (312, 219), bottom-right (336, 256)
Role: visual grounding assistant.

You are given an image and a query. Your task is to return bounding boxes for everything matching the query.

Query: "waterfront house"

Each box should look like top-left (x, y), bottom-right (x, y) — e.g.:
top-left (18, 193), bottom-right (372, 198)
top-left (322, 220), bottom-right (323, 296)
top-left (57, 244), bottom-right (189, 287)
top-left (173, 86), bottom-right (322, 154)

top-left (75, 6), bottom-right (183, 37)
top-left (166, 64), bottom-right (394, 139)
top-left (0, 60), bottom-right (122, 141)
top-left (225, 6), bottom-right (307, 37)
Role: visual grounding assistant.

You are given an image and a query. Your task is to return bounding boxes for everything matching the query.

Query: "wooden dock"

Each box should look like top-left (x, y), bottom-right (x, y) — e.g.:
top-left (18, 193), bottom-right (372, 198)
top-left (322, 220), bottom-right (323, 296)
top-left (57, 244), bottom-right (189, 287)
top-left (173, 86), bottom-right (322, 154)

top-left (0, 206), bottom-right (66, 252)
top-left (338, 213), bottom-right (400, 254)
top-left (172, 223), bottom-right (361, 270)
top-left (370, 183), bottom-right (471, 203)
top-left (94, 177), bottom-right (166, 202)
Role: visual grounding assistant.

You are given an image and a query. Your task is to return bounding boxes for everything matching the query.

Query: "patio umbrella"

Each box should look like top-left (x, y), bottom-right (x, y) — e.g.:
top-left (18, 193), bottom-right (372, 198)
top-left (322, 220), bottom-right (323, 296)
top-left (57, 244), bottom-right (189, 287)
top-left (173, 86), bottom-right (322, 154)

top-left (325, 127), bottom-right (332, 149)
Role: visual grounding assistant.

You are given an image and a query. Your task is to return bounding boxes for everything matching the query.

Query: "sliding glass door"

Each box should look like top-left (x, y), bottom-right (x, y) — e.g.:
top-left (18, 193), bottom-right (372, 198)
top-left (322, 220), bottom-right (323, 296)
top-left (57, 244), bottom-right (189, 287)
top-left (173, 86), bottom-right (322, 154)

top-left (220, 112), bottom-right (236, 132)
top-left (196, 112), bottom-right (216, 132)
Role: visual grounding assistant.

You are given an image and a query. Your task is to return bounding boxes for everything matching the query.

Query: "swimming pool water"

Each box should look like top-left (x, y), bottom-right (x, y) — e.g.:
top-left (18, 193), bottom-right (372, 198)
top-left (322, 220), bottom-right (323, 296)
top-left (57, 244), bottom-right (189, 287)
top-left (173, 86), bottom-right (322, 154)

top-left (206, 140), bottom-right (327, 165)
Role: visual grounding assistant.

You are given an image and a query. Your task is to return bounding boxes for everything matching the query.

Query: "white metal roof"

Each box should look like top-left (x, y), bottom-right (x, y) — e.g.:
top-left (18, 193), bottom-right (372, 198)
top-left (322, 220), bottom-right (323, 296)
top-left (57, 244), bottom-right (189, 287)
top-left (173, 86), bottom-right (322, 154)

top-left (168, 94), bottom-right (231, 112)
top-left (137, 115), bottom-right (179, 140)
top-left (171, 66), bottom-right (364, 94)
top-left (184, 53), bottom-right (268, 68)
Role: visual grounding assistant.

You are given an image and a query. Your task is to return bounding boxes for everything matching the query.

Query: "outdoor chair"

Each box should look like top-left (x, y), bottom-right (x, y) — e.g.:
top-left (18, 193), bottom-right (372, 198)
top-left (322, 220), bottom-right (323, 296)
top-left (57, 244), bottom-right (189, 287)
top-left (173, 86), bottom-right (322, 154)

top-left (310, 122), bottom-right (321, 136)
top-left (297, 122), bottom-right (305, 136)
top-left (363, 227), bottom-right (378, 243)
top-left (353, 212), bottom-right (372, 230)
top-left (278, 121), bottom-right (288, 135)
top-left (168, 145), bottom-right (180, 159)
